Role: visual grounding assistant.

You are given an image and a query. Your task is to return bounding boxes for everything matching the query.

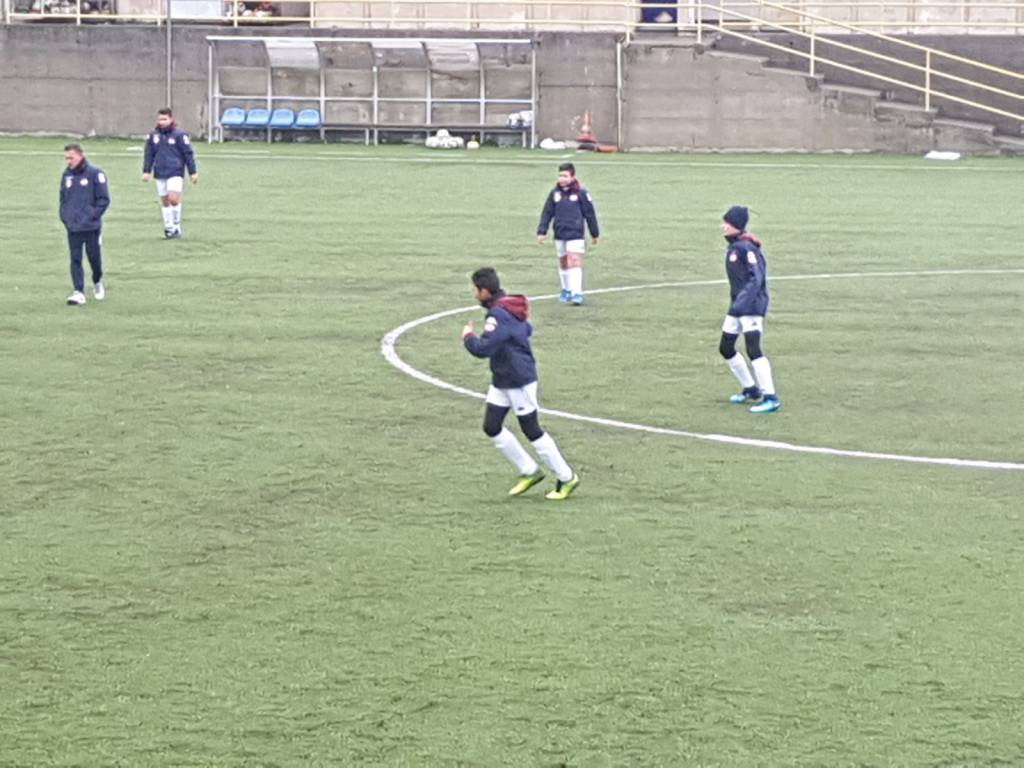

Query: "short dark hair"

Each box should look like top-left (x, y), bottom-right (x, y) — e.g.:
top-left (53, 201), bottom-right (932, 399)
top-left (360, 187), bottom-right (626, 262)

top-left (64, 143), bottom-right (84, 154)
top-left (158, 108), bottom-right (173, 117)
top-left (558, 162), bottom-right (576, 175)
top-left (471, 267), bottom-right (501, 295)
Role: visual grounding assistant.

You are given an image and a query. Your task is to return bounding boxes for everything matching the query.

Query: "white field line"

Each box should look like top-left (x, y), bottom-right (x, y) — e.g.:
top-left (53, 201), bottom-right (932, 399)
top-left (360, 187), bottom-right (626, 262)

top-left (381, 269), bottom-right (1024, 472)
top-left (0, 148), bottom-right (1021, 172)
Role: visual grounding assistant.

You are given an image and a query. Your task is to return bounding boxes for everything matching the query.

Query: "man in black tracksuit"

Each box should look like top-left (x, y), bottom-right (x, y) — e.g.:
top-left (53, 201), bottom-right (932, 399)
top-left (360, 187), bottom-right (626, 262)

top-left (59, 143), bottom-right (110, 306)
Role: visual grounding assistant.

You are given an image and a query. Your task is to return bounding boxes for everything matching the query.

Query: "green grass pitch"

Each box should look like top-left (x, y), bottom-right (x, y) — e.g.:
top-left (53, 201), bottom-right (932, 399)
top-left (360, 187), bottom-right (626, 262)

top-left (2, 137), bottom-right (1023, 766)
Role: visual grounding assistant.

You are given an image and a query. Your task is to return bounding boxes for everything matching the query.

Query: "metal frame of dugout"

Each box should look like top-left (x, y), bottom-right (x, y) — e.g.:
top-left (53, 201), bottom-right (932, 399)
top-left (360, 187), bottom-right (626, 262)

top-left (206, 35), bottom-right (536, 146)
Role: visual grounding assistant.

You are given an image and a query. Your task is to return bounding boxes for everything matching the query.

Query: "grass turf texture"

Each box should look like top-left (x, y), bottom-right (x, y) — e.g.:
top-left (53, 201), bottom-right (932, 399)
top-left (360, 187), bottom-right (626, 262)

top-left (1, 138), bottom-right (1023, 766)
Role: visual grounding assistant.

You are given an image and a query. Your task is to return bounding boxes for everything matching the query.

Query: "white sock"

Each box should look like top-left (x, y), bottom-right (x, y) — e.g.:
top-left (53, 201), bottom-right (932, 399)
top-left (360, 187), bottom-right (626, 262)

top-left (726, 354), bottom-right (756, 389)
top-left (751, 356), bottom-right (776, 396)
top-left (161, 206), bottom-right (174, 230)
top-left (567, 267), bottom-right (583, 295)
top-left (559, 269), bottom-right (570, 291)
top-left (492, 428), bottom-right (539, 475)
top-left (171, 204), bottom-right (182, 229)
top-left (531, 432), bottom-right (573, 482)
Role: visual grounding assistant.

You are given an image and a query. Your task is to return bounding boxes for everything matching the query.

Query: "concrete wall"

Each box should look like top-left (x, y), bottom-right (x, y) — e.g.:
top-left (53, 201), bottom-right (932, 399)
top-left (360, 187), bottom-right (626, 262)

top-left (620, 41), bottom-right (1013, 153)
top-left (534, 32), bottom-right (618, 144)
top-left (1, 25), bottom-right (1020, 152)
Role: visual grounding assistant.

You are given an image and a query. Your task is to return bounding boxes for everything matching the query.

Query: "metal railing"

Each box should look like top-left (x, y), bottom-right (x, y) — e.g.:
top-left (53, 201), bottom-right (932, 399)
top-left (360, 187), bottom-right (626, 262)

top-left (4, 0), bottom-right (1024, 32)
top-left (684, 0), bottom-right (1024, 124)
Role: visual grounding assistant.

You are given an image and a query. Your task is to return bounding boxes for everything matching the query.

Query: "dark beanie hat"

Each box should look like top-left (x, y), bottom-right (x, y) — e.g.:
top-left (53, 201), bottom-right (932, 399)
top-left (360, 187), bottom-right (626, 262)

top-left (723, 205), bottom-right (749, 231)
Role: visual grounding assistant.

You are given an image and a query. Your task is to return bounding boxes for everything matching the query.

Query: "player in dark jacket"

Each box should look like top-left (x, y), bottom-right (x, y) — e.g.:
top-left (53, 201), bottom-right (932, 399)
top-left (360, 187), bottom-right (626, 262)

top-left (463, 267), bottom-right (580, 500)
top-left (536, 163), bottom-right (599, 305)
top-left (718, 206), bottom-right (780, 413)
top-left (59, 143), bottom-right (110, 306)
top-left (142, 108), bottom-right (198, 239)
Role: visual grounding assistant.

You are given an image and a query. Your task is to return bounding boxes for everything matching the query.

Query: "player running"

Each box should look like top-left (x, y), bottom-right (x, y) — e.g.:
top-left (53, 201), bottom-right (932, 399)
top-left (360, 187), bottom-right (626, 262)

top-left (462, 267), bottom-right (581, 500)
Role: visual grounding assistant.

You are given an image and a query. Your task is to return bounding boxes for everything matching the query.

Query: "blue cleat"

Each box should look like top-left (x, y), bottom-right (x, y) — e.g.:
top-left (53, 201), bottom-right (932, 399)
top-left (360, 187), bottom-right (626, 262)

top-left (729, 386), bottom-right (762, 404)
top-left (749, 395), bottom-right (781, 414)
top-left (570, 293), bottom-right (585, 306)
top-left (558, 289), bottom-right (571, 303)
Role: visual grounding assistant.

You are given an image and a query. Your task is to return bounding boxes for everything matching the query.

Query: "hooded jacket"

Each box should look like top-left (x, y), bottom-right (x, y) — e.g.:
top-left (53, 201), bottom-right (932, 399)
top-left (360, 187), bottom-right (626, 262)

top-left (724, 232), bottom-right (769, 317)
top-left (143, 122), bottom-right (198, 180)
top-left (463, 291), bottom-right (538, 389)
top-left (537, 181), bottom-right (600, 241)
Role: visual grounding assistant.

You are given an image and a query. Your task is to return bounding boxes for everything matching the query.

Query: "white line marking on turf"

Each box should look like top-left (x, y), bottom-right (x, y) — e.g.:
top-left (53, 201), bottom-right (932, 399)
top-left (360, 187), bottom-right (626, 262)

top-left (381, 269), bottom-right (1024, 472)
top-left (1, 148), bottom-right (1020, 172)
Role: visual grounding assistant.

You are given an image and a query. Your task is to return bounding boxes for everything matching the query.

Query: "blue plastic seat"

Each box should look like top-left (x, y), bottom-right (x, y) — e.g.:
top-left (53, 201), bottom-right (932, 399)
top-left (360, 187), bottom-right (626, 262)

top-left (294, 109), bottom-right (321, 129)
top-left (221, 107), bottom-right (246, 128)
top-left (269, 108), bottom-right (295, 129)
top-left (244, 108), bottom-right (271, 128)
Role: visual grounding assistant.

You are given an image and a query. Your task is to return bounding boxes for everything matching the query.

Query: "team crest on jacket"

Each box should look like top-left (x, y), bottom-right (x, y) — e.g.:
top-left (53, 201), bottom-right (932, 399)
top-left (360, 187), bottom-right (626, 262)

top-left (169, 138), bottom-right (176, 145)
top-left (152, 135), bottom-right (160, 143)
top-left (569, 194), bottom-right (578, 202)
top-left (484, 317), bottom-right (498, 333)
top-left (728, 251), bottom-right (738, 262)
top-left (80, 178), bottom-right (89, 186)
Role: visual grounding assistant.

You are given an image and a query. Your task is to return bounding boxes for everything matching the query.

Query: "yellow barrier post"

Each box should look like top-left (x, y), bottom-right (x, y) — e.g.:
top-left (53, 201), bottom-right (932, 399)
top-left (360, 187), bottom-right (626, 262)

top-left (924, 49), bottom-right (931, 110)
top-left (809, 28), bottom-right (816, 75)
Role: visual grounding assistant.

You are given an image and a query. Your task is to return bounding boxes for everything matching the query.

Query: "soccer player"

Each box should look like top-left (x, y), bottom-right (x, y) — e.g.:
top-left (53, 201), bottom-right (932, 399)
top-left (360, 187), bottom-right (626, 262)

top-left (536, 163), bottom-right (599, 306)
top-left (59, 143), bottom-right (110, 306)
top-left (718, 206), bottom-right (781, 413)
top-left (462, 267), bottom-right (581, 500)
top-left (142, 108), bottom-right (198, 239)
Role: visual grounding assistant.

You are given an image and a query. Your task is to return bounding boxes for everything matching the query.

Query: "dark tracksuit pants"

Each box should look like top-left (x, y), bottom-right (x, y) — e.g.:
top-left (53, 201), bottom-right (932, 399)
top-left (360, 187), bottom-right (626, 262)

top-left (68, 229), bottom-right (103, 292)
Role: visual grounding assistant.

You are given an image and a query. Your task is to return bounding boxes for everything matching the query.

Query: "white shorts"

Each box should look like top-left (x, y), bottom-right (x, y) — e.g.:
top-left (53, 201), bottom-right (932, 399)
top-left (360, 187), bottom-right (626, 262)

top-left (722, 315), bottom-right (765, 334)
top-left (555, 239), bottom-right (586, 258)
top-left (156, 176), bottom-right (184, 197)
top-left (485, 381), bottom-right (539, 416)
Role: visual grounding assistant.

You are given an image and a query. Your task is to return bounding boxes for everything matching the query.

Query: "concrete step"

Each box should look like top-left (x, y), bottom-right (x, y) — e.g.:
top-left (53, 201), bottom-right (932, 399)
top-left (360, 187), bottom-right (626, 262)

top-left (993, 133), bottom-right (1024, 155)
top-left (821, 83), bottom-right (881, 116)
top-left (932, 117), bottom-right (998, 153)
top-left (874, 100), bottom-right (938, 128)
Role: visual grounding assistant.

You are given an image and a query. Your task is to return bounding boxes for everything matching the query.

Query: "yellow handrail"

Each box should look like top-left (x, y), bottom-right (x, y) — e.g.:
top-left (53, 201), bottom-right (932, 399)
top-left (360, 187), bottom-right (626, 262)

top-left (662, 0), bottom-right (1024, 123)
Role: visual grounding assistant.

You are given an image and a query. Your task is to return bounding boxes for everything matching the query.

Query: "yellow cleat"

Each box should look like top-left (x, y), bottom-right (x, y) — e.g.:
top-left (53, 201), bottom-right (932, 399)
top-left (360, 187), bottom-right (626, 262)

top-left (545, 473), bottom-right (580, 501)
top-left (508, 470), bottom-right (545, 497)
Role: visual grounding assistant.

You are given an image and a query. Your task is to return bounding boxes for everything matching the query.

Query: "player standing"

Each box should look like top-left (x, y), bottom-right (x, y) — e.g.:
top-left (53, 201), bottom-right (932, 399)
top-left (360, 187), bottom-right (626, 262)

top-left (718, 206), bottom-right (781, 413)
top-left (142, 108), bottom-right (198, 239)
top-left (462, 267), bottom-right (581, 500)
top-left (536, 163), bottom-right (599, 306)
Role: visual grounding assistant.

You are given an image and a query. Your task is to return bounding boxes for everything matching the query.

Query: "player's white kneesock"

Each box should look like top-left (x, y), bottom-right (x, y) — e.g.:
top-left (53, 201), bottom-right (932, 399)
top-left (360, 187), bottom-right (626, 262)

top-left (567, 267), bottom-right (583, 295)
top-left (559, 269), bottom-right (570, 291)
top-left (751, 356), bottom-right (776, 396)
top-left (171, 204), bottom-right (182, 229)
top-left (161, 206), bottom-right (175, 230)
top-left (726, 354), bottom-right (756, 389)
top-left (493, 428), bottom-right (539, 475)
top-left (531, 432), bottom-right (573, 482)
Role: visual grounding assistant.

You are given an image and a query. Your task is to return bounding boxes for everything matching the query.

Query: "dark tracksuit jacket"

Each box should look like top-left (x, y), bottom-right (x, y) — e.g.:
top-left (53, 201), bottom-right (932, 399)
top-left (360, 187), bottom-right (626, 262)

top-left (143, 122), bottom-right (198, 180)
top-left (60, 159), bottom-right (110, 290)
top-left (537, 182), bottom-right (600, 241)
top-left (60, 161), bottom-right (110, 234)
top-left (463, 292), bottom-right (538, 389)
top-left (725, 233), bottom-right (769, 317)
